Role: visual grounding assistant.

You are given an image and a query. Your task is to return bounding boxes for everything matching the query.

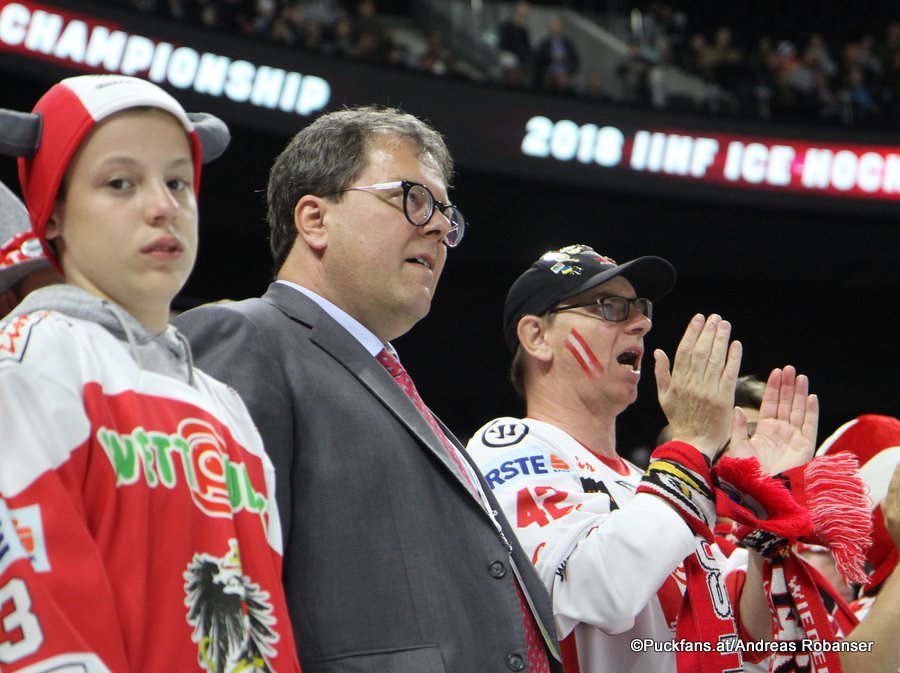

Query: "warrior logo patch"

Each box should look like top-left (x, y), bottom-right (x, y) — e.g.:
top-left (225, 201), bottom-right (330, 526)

top-left (483, 420), bottom-right (529, 447)
top-left (184, 539), bottom-right (279, 673)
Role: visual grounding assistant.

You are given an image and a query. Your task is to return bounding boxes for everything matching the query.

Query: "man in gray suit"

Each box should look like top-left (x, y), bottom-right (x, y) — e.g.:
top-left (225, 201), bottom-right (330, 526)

top-left (175, 107), bottom-right (561, 672)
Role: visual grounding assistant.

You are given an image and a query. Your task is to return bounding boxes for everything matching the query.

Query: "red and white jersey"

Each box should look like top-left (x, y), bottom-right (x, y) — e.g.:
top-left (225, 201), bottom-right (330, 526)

top-left (468, 417), bottom-right (734, 673)
top-left (0, 310), bottom-right (300, 672)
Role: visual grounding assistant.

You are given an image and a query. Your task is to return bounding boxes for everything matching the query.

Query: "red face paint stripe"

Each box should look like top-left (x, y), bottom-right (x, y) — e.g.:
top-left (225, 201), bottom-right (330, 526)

top-left (565, 328), bottom-right (604, 379)
top-left (570, 328), bottom-right (605, 374)
top-left (564, 338), bottom-right (595, 378)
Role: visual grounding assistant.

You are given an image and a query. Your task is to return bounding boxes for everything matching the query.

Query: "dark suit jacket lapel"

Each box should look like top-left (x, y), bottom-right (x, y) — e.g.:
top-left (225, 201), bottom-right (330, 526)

top-left (262, 284), bottom-right (482, 502)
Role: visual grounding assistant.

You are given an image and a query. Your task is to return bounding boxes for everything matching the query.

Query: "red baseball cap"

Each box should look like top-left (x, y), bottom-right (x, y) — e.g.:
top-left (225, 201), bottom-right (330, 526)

top-left (14, 75), bottom-right (228, 267)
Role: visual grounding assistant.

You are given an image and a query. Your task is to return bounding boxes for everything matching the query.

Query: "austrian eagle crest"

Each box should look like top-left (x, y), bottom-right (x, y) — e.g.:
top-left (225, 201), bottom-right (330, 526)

top-left (183, 539), bottom-right (280, 672)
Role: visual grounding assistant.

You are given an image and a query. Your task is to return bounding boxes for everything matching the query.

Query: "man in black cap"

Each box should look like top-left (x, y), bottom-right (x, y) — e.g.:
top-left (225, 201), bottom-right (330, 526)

top-left (467, 244), bottom-right (822, 673)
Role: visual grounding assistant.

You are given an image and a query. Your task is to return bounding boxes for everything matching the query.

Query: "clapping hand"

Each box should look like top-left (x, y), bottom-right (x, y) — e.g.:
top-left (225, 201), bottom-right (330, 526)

top-left (726, 365), bottom-right (818, 475)
top-left (654, 314), bottom-right (742, 460)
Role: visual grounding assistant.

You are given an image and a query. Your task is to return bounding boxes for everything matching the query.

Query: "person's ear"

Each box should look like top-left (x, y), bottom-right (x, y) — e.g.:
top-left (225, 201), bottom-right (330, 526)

top-left (44, 207), bottom-right (65, 262)
top-left (517, 314), bottom-right (554, 363)
top-left (293, 194), bottom-right (328, 251)
top-left (46, 206), bottom-right (62, 240)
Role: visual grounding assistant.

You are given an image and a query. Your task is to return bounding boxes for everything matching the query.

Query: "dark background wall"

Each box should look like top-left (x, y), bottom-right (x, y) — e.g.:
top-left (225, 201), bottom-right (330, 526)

top-left (2, 46), bottom-right (898, 462)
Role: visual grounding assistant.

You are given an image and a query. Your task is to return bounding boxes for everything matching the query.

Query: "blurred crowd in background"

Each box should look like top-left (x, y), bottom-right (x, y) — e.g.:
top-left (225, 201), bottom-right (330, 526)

top-left (119, 0), bottom-right (900, 128)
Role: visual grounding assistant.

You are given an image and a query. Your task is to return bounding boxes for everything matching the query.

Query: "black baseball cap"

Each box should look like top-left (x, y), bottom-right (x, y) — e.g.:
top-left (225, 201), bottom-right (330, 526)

top-left (503, 244), bottom-right (677, 353)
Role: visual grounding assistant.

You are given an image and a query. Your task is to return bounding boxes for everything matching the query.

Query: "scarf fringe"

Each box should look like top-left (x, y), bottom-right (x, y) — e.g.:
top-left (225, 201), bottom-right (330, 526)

top-left (713, 456), bottom-right (811, 538)
top-left (801, 453), bottom-right (873, 585)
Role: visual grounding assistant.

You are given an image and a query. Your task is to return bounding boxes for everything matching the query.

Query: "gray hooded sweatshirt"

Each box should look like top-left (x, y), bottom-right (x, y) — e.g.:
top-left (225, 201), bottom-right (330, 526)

top-left (10, 284), bottom-right (195, 386)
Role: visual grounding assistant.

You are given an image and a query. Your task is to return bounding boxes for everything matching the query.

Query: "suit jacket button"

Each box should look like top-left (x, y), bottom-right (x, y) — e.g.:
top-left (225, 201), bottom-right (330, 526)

top-left (507, 653), bottom-right (525, 671)
top-left (489, 561), bottom-right (506, 578)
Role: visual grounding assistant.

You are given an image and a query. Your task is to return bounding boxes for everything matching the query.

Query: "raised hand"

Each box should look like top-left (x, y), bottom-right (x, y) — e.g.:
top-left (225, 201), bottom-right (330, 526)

top-left (726, 365), bottom-right (818, 475)
top-left (654, 313), bottom-right (743, 459)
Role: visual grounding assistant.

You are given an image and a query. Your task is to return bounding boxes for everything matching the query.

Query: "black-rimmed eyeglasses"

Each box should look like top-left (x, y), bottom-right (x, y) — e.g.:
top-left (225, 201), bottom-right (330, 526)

top-left (548, 296), bottom-right (653, 322)
top-left (332, 180), bottom-right (466, 248)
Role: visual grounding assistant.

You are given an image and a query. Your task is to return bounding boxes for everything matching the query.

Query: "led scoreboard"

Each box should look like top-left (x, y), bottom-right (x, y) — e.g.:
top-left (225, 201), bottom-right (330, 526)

top-left (2, 0), bottom-right (899, 213)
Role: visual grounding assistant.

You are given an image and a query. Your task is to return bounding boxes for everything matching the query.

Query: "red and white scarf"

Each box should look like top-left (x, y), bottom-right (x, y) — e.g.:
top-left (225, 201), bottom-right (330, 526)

top-left (721, 453), bottom-right (871, 673)
top-left (638, 443), bottom-right (870, 673)
top-left (637, 442), bottom-right (743, 673)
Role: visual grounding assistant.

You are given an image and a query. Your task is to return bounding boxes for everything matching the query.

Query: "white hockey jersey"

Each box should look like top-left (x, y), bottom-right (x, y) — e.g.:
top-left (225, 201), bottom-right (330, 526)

top-left (468, 416), bottom-right (738, 673)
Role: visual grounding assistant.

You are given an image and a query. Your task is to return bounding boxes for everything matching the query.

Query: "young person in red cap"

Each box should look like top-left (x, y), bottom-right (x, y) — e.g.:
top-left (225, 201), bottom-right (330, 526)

top-left (0, 75), bottom-right (301, 673)
top-left (467, 244), bottom-right (871, 673)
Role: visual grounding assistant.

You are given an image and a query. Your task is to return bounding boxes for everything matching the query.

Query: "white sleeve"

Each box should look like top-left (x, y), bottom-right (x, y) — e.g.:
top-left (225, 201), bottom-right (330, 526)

top-left (0, 317), bottom-right (122, 671)
top-left (468, 419), bottom-right (696, 638)
top-left (553, 493), bottom-right (695, 636)
top-left (0, 318), bottom-right (90, 499)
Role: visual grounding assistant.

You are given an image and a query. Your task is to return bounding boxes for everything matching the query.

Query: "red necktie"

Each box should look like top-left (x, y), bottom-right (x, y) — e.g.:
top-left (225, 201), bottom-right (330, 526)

top-left (376, 348), bottom-right (551, 673)
top-left (376, 348), bottom-right (478, 493)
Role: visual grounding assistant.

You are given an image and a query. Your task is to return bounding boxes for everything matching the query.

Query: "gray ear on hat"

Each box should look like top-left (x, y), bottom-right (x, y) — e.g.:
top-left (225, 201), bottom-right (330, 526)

top-left (0, 109), bottom-right (41, 158)
top-left (0, 178), bottom-right (32, 248)
top-left (188, 112), bottom-right (230, 163)
top-left (0, 109), bottom-right (229, 162)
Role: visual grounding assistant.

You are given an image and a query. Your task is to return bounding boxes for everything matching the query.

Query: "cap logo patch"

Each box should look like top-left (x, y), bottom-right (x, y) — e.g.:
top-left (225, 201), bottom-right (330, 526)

top-left (541, 251), bottom-right (583, 276)
top-left (541, 244), bottom-right (618, 276)
top-left (550, 260), bottom-right (582, 276)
